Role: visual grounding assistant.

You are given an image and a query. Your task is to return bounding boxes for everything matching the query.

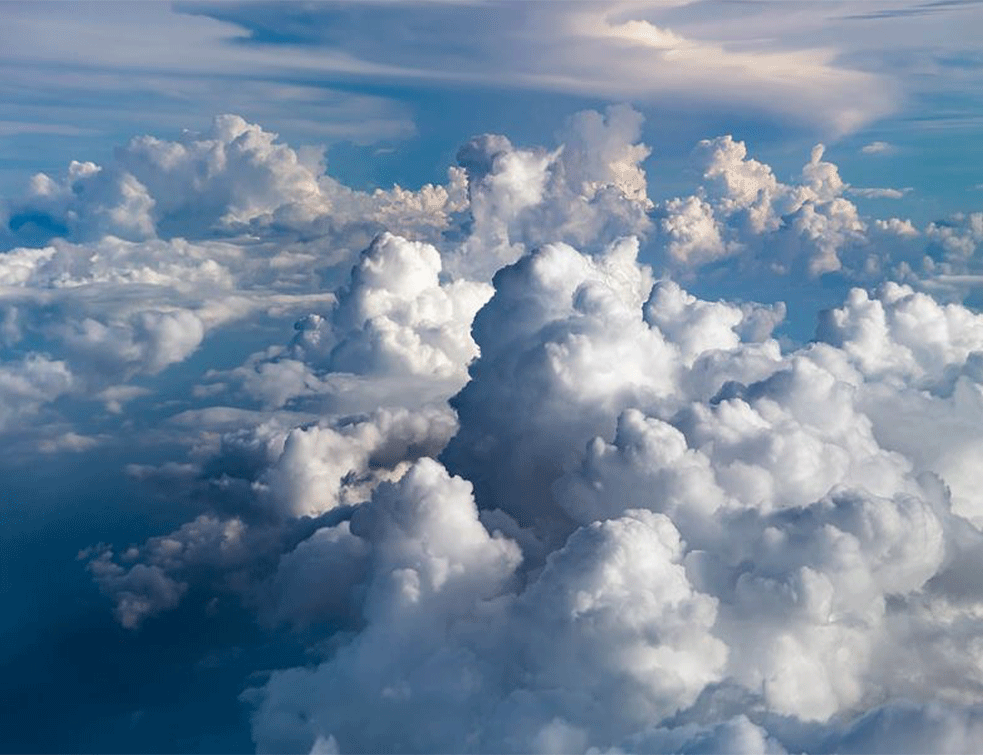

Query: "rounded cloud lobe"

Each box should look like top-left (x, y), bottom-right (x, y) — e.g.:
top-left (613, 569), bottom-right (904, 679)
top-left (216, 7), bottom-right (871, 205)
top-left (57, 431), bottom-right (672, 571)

top-left (3, 108), bottom-right (983, 753)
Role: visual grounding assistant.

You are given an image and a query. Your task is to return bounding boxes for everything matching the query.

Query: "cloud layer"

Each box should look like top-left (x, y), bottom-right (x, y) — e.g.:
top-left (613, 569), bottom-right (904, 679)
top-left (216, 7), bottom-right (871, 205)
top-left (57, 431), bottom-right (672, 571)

top-left (3, 106), bottom-right (983, 753)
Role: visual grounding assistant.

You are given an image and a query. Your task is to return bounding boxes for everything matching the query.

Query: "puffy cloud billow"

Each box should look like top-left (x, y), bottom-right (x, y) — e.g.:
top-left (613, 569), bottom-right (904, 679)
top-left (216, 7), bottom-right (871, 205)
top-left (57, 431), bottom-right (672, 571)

top-left (243, 237), bottom-right (983, 753)
top-left (5, 107), bottom-right (983, 753)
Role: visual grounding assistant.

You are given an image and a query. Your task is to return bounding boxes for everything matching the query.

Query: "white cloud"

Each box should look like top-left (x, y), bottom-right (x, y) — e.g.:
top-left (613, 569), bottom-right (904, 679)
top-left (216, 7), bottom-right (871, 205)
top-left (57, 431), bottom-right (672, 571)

top-left (656, 138), bottom-right (869, 275)
top-left (861, 140), bottom-right (895, 155)
top-left (652, 137), bottom-right (978, 283)
top-left (257, 406), bottom-right (458, 519)
top-left (38, 431), bottom-right (103, 454)
top-left (3, 115), bottom-right (461, 249)
top-left (0, 117), bottom-right (479, 435)
top-left (225, 232), bottom-right (494, 412)
top-left (84, 405), bottom-right (459, 626)
top-left (3, 107), bottom-right (981, 753)
top-left (849, 186), bottom-right (912, 199)
top-left (7, 105), bottom-right (964, 433)
top-left (325, 234), bottom-right (491, 382)
top-left (875, 217), bottom-right (920, 237)
top-left (448, 104), bottom-right (653, 279)
top-left (660, 195), bottom-right (731, 265)
top-left (0, 354), bottom-right (74, 431)
top-left (247, 464), bottom-right (725, 754)
top-left (241, 238), bottom-right (983, 752)
top-left (560, 8), bottom-right (891, 135)
top-left (0, 108), bottom-right (652, 437)
top-left (927, 212), bottom-right (983, 261)
top-left (0, 1), bottom-right (902, 148)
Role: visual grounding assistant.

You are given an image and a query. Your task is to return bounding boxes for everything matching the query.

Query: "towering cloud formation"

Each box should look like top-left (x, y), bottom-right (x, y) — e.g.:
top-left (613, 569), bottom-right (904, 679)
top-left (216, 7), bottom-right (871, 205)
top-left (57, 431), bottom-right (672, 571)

top-left (227, 232), bottom-right (493, 413)
top-left (244, 238), bottom-right (983, 753)
top-left (449, 104), bottom-right (653, 279)
top-left (3, 109), bottom-right (983, 753)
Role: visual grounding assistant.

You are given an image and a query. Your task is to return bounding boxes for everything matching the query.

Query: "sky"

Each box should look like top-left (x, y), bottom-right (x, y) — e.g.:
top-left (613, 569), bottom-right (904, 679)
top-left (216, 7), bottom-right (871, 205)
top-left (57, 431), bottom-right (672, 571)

top-left (3, 1), bottom-right (983, 753)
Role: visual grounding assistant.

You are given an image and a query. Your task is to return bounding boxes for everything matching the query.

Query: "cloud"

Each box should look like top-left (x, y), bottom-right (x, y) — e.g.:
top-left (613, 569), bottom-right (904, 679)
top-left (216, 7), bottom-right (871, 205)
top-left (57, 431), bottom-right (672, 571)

top-left (849, 186), bottom-right (913, 199)
top-left (447, 104), bottom-right (653, 279)
top-left (83, 405), bottom-right (459, 627)
top-left (0, 232), bottom-right (336, 427)
top-left (927, 212), bottom-right (983, 260)
top-left (222, 232), bottom-right (494, 413)
top-left (0, 121), bottom-right (100, 137)
top-left (655, 138), bottom-right (868, 275)
top-left (2, 114), bottom-right (460, 249)
top-left (3, 107), bottom-right (982, 752)
top-left (0, 354), bottom-right (74, 431)
top-left (246, 464), bottom-right (725, 754)
top-left (37, 431), bottom-right (104, 454)
top-left (241, 238), bottom-right (983, 752)
top-left (6, 105), bottom-right (965, 434)
top-left (652, 138), bottom-right (981, 285)
top-left (898, 212), bottom-right (983, 297)
top-left (0, 2), bottom-right (416, 159)
top-left (0, 116), bottom-right (481, 437)
top-left (0, 106), bottom-right (653, 421)
top-left (841, 1), bottom-right (983, 22)
top-left (314, 233), bottom-right (491, 384)
top-left (85, 549), bottom-right (188, 629)
top-left (175, 2), bottom-right (896, 136)
top-left (560, 8), bottom-right (892, 135)
top-left (861, 140), bottom-right (895, 155)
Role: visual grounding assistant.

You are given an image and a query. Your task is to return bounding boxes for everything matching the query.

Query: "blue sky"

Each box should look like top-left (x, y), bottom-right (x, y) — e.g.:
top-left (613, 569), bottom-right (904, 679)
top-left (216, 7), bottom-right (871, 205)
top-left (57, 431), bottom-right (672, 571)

top-left (3, 2), bottom-right (983, 753)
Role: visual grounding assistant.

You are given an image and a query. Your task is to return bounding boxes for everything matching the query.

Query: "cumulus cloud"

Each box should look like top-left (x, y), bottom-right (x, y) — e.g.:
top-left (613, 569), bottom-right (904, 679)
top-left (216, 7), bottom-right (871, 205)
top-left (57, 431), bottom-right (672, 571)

top-left (656, 138), bottom-right (869, 275)
top-left (927, 212), bottom-right (983, 263)
top-left (241, 238), bottom-right (983, 753)
top-left (0, 354), bottom-right (74, 431)
top-left (217, 231), bottom-right (494, 415)
top-left (0, 232), bottom-right (338, 433)
top-left (0, 117), bottom-right (476, 435)
top-left (448, 104), bottom-right (653, 279)
top-left (443, 238), bottom-right (787, 541)
top-left (246, 467), bottom-right (725, 754)
top-left (4, 108), bottom-right (978, 753)
top-left (0, 107), bottom-right (652, 411)
top-left (84, 404), bottom-right (459, 628)
top-left (651, 137), bottom-right (983, 287)
top-left (882, 212), bottom-right (983, 299)
top-left (2, 114), bottom-right (465, 252)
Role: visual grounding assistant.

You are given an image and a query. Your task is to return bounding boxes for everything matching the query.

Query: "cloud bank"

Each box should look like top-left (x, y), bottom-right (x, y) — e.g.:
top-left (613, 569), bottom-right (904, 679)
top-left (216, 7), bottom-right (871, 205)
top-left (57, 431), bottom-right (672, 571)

top-left (4, 106), bottom-right (983, 753)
